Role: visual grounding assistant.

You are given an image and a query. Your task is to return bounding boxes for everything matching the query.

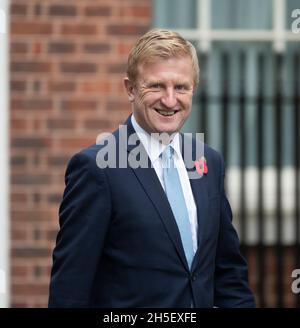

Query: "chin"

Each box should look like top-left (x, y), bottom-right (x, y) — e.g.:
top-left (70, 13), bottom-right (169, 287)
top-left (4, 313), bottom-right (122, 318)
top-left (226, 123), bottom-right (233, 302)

top-left (152, 124), bottom-right (181, 134)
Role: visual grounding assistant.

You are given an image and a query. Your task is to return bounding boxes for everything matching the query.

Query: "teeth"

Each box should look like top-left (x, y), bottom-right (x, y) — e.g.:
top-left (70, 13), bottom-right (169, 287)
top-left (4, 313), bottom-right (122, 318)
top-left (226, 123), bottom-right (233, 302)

top-left (156, 110), bottom-right (176, 116)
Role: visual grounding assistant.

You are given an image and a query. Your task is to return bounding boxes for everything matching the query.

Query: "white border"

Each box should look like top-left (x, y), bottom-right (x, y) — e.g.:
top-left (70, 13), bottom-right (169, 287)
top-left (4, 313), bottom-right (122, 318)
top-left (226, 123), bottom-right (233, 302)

top-left (0, 0), bottom-right (10, 307)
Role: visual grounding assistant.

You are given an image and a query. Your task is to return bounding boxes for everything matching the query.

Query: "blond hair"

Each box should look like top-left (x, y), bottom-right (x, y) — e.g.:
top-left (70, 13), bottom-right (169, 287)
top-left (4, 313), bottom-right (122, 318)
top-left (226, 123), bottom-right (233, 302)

top-left (126, 28), bottom-right (199, 88)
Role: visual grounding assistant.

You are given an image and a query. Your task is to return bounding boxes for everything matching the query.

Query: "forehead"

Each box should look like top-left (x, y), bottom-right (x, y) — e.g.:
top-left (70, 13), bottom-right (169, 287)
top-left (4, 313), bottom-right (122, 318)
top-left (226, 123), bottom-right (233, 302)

top-left (137, 56), bottom-right (194, 82)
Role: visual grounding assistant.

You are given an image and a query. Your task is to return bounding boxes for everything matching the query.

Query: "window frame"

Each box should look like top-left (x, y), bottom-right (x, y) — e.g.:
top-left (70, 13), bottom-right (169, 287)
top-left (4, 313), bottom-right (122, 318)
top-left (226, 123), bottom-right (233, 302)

top-left (172, 0), bottom-right (299, 53)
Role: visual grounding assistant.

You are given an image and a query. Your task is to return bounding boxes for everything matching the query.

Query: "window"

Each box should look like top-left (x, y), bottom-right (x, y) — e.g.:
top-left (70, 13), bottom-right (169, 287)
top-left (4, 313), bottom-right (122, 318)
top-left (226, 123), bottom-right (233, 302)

top-left (153, 0), bottom-right (300, 245)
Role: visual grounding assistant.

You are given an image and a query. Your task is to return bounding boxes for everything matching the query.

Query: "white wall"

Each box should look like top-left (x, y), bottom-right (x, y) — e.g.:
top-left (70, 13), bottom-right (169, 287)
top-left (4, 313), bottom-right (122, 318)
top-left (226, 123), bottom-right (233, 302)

top-left (0, 0), bottom-right (10, 307)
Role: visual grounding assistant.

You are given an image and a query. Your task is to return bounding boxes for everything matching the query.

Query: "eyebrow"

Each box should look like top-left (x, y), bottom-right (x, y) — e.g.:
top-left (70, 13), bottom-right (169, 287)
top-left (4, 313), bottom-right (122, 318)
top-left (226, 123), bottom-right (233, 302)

top-left (145, 79), bottom-right (192, 86)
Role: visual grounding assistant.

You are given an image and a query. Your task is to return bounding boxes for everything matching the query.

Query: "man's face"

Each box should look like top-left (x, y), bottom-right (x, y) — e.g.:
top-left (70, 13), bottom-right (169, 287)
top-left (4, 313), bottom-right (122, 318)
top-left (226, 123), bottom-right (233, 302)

top-left (124, 56), bottom-right (194, 134)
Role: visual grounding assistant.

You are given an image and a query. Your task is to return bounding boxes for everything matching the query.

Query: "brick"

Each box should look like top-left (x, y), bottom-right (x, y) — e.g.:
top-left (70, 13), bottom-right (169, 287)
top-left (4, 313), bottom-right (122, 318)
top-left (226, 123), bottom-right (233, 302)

top-left (47, 193), bottom-right (62, 204)
top-left (84, 43), bottom-right (110, 54)
top-left (11, 265), bottom-right (29, 278)
top-left (11, 192), bottom-right (28, 203)
top-left (12, 283), bottom-right (50, 295)
top-left (11, 22), bottom-right (53, 35)
top-left (11, 155), bottom-right (27, 166)
top-left (11, 42), bottom-right (28, 54)
top-left (107, 24), bottom-right (148, 36)
top-left (11, 61), bottom-right (52, 73)
top-left (60, 62), bottom-right (97, 74)
top-left (11, 98), bottom-right (52, 111)
top-left (81, 81), bottom-right (111, 93)
top-left (47, 119), bottom-right (76, 130)
top-left (119, 5), bottom-right (151, 19)
top-left (107, 63), bottom-right (127, 74)
top-left (130, 6), bottom-right (151, 18)
top-left (46, 155), bottom-right (70, 167)
top-left (11, 228), bottom-right (28, 241)
top-left (33, 42), bottom-right (44, 55)
top-left (117, 42), bottom-right (135, 55)
top-left (12, 174), bottom-right (51, 186)
top-left (84, 5), bottom-right (111, 17)
top-left (107, 100), bottom-right (130, 112)
top-left (10, 4), bottom-right (28, 16)
top-left (48, 42), bottom-right (76, 54)
top-left (11, 137), bottom-right (48, 149)
top-left (57, 137), bottom-right (96, 149)
top-left (11, 80), bottom-right (27, 92)
top-left (84, 119), bottom-right (112, 130)
top-left (11, 118), bottom-right (28, 130)
top-left (48, 5), bottom-right (77, 17)
top-left (60, 24), bottom-right (97, 35)
top-left (32, 118), bottom-right (44, 132)
top-left (47, 229), bottom-right (58, 241)
top-left (48, 81), bottom-right (76, 93)
top-left (60, 99), bottom-right (98, 111)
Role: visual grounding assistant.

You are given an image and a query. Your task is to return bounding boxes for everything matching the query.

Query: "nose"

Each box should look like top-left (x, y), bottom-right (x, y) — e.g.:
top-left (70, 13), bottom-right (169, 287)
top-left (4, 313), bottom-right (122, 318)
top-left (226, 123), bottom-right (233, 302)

top-left (161, 87), bottom-right (177, 109)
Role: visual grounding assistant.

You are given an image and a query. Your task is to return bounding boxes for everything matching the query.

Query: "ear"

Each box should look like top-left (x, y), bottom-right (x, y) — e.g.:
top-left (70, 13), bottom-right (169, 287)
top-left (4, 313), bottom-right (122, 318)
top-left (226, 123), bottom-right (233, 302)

top-left (123, 77), bottom-right (135, 102)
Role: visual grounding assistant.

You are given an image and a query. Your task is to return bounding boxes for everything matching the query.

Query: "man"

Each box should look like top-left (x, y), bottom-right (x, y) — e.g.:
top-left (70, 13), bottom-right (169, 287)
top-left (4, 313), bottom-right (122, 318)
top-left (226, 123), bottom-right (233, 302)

top-left (49, 29), bottom-right (255, 307)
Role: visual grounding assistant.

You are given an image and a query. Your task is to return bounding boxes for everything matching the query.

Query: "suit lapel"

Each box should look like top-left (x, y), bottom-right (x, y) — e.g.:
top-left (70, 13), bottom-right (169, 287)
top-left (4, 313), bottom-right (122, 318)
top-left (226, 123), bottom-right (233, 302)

top-left (181, 134), bottom-right (209, 271)
top-left (132, 166), bottom-right (189, 270)
top-left (189, 175), bottom-right (209, 270)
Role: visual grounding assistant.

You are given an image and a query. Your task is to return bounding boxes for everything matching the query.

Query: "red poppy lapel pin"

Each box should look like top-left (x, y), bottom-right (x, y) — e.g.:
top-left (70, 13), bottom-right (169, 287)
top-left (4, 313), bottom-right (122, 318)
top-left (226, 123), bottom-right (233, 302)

top-left (194, 156), bottom-right (208, 176)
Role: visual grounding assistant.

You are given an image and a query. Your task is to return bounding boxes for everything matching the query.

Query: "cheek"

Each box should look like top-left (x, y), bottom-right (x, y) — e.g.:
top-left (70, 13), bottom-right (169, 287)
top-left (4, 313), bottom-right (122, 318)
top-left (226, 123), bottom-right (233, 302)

top-left (179, 95), bottom-right (193, 110)
top-left (140, 92), bottom-right (161, 108)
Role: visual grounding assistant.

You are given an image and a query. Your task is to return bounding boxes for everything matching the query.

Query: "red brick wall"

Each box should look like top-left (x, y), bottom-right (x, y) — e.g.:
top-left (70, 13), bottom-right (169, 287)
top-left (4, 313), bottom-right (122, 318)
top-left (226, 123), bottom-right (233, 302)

top-left (10, 0), bottom-right (151, 307)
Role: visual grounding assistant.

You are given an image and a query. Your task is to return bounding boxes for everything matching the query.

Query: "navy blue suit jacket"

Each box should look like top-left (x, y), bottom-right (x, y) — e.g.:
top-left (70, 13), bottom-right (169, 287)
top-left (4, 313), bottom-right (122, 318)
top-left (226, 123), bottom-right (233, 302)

top-left (48, 116), bottom-right (255, 308)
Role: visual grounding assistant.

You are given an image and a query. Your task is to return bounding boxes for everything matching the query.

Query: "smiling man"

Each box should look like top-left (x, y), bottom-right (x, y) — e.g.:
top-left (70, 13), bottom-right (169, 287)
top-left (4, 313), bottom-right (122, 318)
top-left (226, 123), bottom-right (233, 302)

top-left (124, 52), bottom-right (195, 135)
top-left (48, 29), bottom-right (255, 308)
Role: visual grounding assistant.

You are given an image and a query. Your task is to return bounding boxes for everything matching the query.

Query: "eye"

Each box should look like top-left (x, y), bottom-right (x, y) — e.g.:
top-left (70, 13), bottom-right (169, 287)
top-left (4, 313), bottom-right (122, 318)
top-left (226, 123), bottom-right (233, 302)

top-left (175, 84), bottom-right (187, 91)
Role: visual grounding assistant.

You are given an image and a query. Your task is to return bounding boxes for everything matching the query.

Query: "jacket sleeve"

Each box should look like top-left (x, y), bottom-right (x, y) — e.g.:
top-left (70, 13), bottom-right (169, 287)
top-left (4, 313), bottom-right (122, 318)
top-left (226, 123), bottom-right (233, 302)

top-left (213, 156), bottom-right (256, 308)
top-left (48, 151), bottom-right (111, 307)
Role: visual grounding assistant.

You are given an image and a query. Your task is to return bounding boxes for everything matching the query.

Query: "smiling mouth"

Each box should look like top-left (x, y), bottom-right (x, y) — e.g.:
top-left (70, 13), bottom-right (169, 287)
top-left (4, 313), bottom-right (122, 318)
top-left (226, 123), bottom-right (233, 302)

top-left (155, 109), bottom-right (179, 117)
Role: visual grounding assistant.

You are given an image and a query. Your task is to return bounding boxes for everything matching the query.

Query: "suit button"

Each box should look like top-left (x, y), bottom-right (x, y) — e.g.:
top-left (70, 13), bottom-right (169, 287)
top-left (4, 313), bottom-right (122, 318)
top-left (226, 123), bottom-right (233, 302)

top-left (191, 274), bottom-right (197, 281)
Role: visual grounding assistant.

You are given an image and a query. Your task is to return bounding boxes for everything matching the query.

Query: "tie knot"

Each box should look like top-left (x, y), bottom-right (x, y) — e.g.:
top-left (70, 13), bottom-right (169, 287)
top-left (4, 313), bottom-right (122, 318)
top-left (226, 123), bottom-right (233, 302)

top-left (166, 145), bottom-right (174, 158)
top-left (161, 145), bottom-right (174, 168)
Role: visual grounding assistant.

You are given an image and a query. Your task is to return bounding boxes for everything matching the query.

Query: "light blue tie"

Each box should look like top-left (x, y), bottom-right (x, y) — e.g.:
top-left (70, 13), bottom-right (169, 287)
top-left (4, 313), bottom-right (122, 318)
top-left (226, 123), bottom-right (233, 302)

top-left (161, 145), bottom-right (194, 269)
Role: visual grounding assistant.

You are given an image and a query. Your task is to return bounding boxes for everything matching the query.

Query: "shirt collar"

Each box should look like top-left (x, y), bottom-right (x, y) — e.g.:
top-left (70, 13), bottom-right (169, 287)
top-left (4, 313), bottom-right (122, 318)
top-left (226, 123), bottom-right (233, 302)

top-left (131, 114), bottom-right (182, 162)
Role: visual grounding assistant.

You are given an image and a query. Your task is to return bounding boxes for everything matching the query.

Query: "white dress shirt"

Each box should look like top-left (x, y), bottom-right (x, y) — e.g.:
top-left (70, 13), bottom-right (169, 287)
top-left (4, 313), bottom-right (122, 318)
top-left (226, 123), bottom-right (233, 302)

top-left (131, 115), bottom-right (198, 254)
